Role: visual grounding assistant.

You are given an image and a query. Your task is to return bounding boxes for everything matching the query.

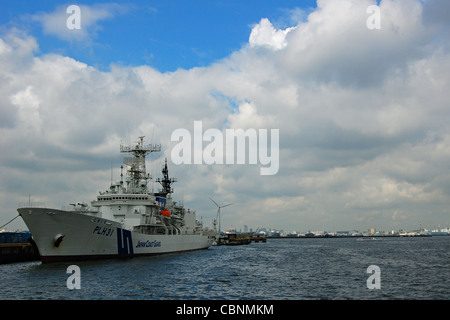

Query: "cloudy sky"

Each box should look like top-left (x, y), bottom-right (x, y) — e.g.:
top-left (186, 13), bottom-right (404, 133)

top-left (1, 0), bottom-right (449, 233)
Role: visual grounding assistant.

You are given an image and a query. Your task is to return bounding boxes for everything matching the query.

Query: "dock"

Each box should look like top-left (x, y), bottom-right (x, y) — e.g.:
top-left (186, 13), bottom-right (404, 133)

top-left (216, 233), bottom-right (267, 246)
top-left (0, 231), bottom-right (40, 264)
top-left (0, 243), bottom-right (40, 264)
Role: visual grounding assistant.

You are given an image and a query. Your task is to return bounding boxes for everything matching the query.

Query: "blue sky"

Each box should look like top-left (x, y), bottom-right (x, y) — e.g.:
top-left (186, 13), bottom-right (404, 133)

top-left (1, 0), bottom-right (317, 71)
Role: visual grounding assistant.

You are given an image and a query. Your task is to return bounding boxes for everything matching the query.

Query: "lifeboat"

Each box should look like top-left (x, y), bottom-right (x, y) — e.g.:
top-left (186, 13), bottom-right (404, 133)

top-left (160, 208), bottom-right (171, 217)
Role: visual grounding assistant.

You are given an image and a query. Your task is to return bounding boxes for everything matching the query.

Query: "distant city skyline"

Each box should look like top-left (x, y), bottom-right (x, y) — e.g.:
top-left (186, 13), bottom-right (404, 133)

top-left (222, 224), bottom-right (450, 235)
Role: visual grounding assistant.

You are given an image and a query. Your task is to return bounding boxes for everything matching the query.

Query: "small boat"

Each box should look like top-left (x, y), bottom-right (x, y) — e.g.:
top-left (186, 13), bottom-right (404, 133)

top-left (357, 237), bottom-right (382, 241)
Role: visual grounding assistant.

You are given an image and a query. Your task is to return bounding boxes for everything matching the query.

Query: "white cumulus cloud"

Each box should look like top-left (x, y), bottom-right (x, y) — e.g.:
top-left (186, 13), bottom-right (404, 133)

top-left (249, 18), bottom-right (295, 50)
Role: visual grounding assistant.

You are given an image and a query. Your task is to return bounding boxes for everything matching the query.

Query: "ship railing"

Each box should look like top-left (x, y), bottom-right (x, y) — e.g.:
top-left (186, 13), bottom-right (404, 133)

top-left (61, 205), bottom-right (99, 213)
top-left (18, 202), bottom-right (45, 208)
top-left (120, 144), bottom-right (162, 153)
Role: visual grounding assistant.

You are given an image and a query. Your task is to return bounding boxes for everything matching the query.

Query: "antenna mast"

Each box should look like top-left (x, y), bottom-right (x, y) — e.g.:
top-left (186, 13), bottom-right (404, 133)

top-left (156, 158), bottom-right (177, 196)
top-left (120, 136), bottom-right (161, 194)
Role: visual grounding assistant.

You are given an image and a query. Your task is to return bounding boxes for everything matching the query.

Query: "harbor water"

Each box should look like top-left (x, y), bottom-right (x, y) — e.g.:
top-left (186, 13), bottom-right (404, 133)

top-left (0, 236), bottom-right (448, 300)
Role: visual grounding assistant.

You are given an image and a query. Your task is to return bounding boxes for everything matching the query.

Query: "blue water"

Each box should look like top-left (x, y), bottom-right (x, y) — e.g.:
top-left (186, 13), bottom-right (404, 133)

top-left (1, 237), bottom-right (448, 300)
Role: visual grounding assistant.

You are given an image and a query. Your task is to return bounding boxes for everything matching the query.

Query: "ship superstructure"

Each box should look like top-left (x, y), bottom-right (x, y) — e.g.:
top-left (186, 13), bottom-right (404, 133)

top-left (18, 137), bottom-right (216, 263)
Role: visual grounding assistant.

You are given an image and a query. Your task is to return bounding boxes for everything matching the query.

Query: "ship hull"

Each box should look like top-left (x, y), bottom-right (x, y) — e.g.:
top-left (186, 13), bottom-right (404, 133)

top-left (18, 207), bottom-right (214, 263)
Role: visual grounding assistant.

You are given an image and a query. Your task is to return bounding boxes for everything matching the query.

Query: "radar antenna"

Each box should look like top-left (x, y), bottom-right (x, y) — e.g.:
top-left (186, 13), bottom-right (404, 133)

top-left (120, 136), bottom-right (161, 194)
top-left (156, 158), bottom-right (177, 196)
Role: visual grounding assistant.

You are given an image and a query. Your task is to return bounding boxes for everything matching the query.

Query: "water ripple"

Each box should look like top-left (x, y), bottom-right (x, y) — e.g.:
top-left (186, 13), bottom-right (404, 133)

top-left (1, 237), bottom-right (449, 300)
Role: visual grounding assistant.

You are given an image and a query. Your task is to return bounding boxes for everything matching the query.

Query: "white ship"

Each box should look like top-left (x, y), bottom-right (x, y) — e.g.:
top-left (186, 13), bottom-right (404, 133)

top-left (18, 137), bottom-right (216, 263)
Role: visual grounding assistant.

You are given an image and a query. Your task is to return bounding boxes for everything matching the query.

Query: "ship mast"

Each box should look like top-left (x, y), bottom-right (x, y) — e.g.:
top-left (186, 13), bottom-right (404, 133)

top-left (120, 136), bottom-right (161, 194)
top-left (156, 158), bottom-right (177, 196)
